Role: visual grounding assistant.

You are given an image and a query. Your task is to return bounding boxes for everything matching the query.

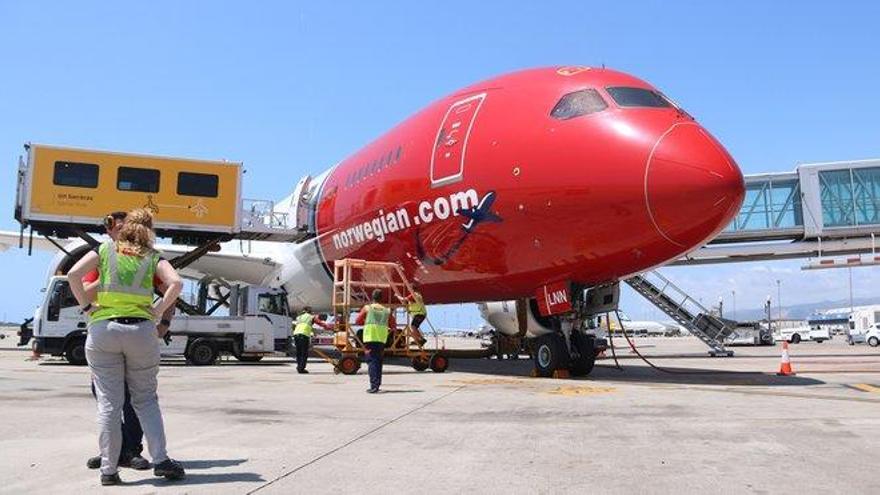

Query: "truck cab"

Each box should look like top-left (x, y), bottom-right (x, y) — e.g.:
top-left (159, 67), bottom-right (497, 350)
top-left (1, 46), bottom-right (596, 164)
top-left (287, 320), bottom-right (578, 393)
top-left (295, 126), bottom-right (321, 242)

top-left (33, 276), bottom-right (89, 364)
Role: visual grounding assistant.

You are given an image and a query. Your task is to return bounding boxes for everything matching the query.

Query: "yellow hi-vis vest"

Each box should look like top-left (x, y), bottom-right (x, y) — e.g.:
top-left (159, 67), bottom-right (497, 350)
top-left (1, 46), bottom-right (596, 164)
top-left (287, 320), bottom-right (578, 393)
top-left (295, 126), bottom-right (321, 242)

top-left (407, 294), bottom-right (427, 316)
top-left (91, 241), bottom-right (159, 323)
top-left (363, 304), bottom-right (390, 343)
top-left (293, 313), bottom-right (315, 337)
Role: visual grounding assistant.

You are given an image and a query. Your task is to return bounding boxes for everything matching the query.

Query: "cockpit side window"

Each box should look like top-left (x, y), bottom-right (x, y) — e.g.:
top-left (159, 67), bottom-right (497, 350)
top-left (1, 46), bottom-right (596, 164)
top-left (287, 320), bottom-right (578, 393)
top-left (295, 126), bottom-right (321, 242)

top-left (550, 89), bottom-right (608, 120)
top-left (605, 87), bottom-right (671, 108)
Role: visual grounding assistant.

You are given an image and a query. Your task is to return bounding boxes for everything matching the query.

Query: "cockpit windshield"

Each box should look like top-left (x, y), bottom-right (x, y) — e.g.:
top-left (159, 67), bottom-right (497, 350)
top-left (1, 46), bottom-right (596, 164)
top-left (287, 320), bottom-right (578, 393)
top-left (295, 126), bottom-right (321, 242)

top-left (550, 89), bottom-right (608, 120)
top-left (606, 87), bottom-right (671, 108)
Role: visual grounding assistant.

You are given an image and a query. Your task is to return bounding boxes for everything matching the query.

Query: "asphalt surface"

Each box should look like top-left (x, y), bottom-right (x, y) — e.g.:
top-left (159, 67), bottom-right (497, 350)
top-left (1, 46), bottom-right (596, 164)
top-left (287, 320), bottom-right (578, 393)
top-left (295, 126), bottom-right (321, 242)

top-left (1, 330), bottom-right (879, 494)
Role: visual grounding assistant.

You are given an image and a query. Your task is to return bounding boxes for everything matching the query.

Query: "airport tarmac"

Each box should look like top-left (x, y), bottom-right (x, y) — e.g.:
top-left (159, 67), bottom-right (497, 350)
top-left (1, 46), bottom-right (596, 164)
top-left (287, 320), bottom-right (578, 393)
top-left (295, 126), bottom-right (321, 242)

top-left (1, 329), bottom-right (879, 494)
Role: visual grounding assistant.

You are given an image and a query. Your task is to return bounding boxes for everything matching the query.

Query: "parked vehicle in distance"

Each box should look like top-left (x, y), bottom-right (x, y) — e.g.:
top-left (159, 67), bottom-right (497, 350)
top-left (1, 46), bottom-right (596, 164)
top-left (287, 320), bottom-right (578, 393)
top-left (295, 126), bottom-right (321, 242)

top-left (776, 325), bottom-right (831, 344)
top-left (866, 325), bottom-right (880, 347)
top-left (848, 308), bottom-right (880, 345)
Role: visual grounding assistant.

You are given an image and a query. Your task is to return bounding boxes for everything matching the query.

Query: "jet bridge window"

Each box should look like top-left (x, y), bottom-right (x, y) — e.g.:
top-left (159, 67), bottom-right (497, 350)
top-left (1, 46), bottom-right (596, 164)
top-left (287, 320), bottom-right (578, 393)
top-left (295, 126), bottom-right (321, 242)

top-left (117, 166), bottom-right (160, 193)
top-left (177, 172), bottom-right (219, 197)
top-left (550, 89), bottom-right (608, 120)
top-left (606, 87), bottom-right (671, 108)
top-left (53, 161), bottom-right (99, 188)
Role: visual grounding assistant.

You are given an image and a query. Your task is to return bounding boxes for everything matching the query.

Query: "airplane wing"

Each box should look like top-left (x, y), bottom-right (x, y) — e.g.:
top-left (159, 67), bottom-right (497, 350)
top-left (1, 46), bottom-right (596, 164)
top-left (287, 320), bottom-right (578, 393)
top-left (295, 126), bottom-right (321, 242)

top-left (0, 230), bottom-right (281, 286)
top-left (0, 230), bottom-right (63, 253)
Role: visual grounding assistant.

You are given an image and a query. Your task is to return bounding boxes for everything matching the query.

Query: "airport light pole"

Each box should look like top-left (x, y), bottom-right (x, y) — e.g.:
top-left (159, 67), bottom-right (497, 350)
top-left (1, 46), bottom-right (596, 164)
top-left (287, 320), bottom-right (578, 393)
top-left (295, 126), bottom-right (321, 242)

top-left (849, 267), bottom-right (854, 313)
top-left (731, 289), bottom-right (736, 321)
top-left (776, 279), bottom-right (782, 320)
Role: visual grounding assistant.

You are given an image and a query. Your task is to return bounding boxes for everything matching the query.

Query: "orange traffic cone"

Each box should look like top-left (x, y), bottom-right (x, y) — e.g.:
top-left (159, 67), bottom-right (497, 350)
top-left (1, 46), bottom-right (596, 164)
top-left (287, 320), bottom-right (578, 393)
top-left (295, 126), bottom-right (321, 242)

top-left (777, 340), bottom-right (795, 376)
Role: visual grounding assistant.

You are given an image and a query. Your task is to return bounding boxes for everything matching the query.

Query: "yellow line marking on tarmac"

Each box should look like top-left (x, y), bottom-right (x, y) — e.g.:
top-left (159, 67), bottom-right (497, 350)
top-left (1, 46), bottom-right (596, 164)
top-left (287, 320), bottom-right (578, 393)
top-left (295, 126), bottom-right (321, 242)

top-left (849, 383), bottom-right (880, 393)
top-left (546, 385), bottom-right (616, 396)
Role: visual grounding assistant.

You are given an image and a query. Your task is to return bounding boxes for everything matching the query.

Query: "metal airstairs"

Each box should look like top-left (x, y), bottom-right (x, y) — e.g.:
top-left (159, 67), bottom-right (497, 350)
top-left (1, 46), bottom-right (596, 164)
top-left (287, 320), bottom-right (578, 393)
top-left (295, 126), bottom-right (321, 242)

top-left (625, 271), bottom-right (735, 356)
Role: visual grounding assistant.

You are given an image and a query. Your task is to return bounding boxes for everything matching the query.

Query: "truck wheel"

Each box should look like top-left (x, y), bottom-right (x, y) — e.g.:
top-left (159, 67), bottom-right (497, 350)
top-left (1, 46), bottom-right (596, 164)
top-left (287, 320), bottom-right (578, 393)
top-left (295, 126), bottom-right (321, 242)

top-left (429, 353), bottom-right (449, 373)
top-left (339, 356), bottom-right (361, 375)
top-left (569, 333), bottom-right (596, 377)
top-left (65, 339), bottom-right (87, 366)
top-left (869, 337), bottom-right (880, 347)
top-left (412, 356), bottom-right (429, 372)
top-left (235, 355), bottom-right (264, 362)
top-left (533, 334), bottom-right (567, 378)
top-left (790, 334), bottom-right (801, 344)
top-left (186, 339), bottom-right (218, 366)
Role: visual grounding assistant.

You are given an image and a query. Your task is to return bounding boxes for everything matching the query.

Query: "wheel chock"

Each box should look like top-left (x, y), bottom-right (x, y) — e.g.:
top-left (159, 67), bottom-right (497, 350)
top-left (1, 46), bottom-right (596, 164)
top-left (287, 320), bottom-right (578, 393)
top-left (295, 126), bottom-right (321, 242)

top-left (552, 369), bottom-right (570, 379)
top-left (529, 368), bottom-right (571, 378)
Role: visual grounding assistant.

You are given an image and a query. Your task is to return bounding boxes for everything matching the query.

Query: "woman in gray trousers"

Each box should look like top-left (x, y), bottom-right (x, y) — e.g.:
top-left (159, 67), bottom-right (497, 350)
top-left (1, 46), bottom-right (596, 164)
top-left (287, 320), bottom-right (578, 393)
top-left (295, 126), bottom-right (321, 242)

top-left (68, 208), bottom-right (185, 486)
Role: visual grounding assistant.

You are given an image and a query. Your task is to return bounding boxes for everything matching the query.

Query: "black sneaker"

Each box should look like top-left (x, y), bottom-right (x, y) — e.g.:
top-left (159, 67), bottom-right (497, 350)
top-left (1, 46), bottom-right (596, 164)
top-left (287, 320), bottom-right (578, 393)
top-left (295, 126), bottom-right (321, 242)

top-left (366, 388), bottom-right (379, 394)
top-left (297, 369), bottom-right (309, 374)
top-left (153, 458), bottom-right (185, 480)
top-left (119, 455), bottom-right (150, 470)
top-left (87, 455), bottom-right (101, 470)
top-left (100, 473), bottom-right (122, 486)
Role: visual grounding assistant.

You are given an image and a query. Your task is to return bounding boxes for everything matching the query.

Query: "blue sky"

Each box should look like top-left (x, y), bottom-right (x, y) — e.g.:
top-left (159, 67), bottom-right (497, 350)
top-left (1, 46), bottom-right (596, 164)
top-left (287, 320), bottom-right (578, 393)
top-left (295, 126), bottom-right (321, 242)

top-left (1, 1), bottom-right (879, 325)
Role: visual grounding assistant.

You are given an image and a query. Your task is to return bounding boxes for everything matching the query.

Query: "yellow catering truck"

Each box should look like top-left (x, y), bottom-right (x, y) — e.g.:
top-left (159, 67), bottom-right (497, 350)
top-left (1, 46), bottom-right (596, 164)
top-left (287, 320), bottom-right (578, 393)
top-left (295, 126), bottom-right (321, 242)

top-left (14, 143), bottom-right (305, 244)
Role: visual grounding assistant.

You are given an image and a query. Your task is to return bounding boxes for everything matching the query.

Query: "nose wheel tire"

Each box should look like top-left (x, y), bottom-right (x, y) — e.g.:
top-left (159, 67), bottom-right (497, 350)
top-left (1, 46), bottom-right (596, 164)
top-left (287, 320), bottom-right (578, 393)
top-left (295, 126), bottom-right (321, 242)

top-left (429, 353), bottom-right (449, 373)
top-left (569, 333), bottom-right (596, 377)
top-left (533, 334), bottom-right (567, 378)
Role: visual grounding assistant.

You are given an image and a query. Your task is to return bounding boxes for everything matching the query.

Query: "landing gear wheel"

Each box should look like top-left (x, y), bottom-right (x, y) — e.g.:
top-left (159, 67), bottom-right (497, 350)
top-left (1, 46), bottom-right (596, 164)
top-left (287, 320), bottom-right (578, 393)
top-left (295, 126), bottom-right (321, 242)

top-left (186, 338), bottom-right (218, 366)
top-left (533, 334), bottom-right (567, 378)
top-left (790, 334), bottom-right (802, 344)
top-left (338, 356), bottom-right (361, 375)
top-left (569, 333), bottom-right (596, 377)
top-left (868, 336), bottom-right (880, 347)
top-left (429, 353), bottom-right (449, 373)
top-left (65, 339), bottom-right (87, 366)
top-left (412, 356), bottom-right (429, 372)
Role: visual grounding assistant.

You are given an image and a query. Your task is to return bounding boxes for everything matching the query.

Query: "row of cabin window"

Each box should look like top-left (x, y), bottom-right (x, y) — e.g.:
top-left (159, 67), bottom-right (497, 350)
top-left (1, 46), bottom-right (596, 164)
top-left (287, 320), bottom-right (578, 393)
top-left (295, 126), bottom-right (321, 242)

top-left (52, 161), bottom-right (219, 198)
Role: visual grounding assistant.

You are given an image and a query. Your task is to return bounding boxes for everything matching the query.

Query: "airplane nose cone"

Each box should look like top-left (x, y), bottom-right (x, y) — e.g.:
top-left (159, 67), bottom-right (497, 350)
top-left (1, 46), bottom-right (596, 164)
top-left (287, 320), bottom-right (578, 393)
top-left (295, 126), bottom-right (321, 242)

top-left (645, 123), bottom-right (744, 247)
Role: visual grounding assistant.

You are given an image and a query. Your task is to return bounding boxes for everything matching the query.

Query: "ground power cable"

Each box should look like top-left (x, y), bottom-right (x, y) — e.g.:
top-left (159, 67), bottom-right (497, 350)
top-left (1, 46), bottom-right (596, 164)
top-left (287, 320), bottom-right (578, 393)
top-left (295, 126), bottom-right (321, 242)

top-left (615, 310), bottom-right (733, 375)
top-left (246, 385), bottom-right (466, 494)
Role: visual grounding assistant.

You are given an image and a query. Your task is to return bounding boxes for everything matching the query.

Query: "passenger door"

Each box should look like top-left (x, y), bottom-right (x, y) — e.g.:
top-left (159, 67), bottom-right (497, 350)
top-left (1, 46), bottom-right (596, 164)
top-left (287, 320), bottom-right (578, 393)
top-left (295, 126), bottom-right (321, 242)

top-left (430, 93), bottom-right (486, 188)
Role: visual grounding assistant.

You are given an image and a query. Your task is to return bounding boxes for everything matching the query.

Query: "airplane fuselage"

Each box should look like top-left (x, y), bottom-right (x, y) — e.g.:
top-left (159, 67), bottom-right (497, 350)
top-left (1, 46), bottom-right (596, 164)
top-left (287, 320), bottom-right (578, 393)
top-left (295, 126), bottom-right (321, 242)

top-left (279, 67), bottom-right (743, 307)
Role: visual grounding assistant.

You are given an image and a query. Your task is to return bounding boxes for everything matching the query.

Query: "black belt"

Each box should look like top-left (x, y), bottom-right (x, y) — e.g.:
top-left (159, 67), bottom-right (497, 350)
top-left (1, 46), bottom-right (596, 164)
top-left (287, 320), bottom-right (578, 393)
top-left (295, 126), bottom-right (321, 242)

top-left (108, 317), bottom-right (150, 324)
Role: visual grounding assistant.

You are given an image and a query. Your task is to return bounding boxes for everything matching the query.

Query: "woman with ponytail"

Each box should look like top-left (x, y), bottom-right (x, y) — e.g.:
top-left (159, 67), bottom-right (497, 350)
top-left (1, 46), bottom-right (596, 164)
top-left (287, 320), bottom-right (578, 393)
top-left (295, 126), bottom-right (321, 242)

top-left (69, 208), bottom-right (186, 485)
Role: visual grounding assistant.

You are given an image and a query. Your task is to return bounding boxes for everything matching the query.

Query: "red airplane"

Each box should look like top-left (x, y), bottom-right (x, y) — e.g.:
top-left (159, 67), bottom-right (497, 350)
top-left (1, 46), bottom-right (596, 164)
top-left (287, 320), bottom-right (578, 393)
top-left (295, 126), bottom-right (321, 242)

top-left (308, 66), bottom-right (743, 301)
top-left (4, 66), bottom-right (745, 376)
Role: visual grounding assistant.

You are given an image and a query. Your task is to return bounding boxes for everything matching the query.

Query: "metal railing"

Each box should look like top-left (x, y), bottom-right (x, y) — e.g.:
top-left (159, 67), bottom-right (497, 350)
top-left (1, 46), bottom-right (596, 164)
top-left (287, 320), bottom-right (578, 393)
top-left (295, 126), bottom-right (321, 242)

top-left (240, 199), bottom-right (293, 231)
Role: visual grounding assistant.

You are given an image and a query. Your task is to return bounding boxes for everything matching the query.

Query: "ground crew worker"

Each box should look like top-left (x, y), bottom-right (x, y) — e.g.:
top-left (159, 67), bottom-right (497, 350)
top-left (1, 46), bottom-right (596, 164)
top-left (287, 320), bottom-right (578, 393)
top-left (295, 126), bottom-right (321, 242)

top-left (356, 289), bottom-right (396, 393)
top-left (292, 307), bottom-right (334, 374)
top-left (398, 289), bottom-right (428, 346)
top-left (68, 208), bottom-right (185, 485)
top-left (83, 211), bottom-right (173, 472)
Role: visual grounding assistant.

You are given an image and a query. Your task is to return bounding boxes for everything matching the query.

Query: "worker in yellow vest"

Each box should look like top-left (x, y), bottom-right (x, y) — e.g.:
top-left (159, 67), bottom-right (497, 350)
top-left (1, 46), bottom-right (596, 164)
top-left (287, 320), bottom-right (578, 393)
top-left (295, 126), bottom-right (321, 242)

top-left (292, 307), bottom-right (334, 374)
top-left (398, 289), bottom-right (428, 346)
top-left (67, 208), bottom-right (185, 485)
top-left (355, 289), bottom-right (397, 393)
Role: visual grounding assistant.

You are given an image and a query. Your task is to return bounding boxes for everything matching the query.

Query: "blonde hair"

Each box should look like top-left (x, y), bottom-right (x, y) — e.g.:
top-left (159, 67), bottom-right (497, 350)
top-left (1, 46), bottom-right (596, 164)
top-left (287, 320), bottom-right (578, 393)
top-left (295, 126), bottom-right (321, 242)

top-left (117, 208), bottom-right (155, 257)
